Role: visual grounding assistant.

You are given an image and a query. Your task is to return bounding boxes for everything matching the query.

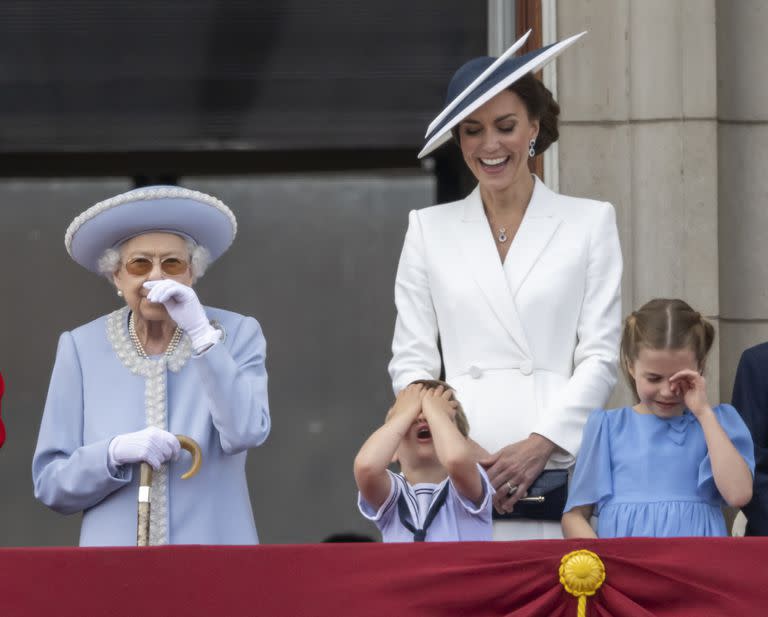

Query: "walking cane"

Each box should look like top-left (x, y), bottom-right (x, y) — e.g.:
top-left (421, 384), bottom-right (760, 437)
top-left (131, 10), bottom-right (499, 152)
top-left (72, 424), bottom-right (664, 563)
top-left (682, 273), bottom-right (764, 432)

top-left (137, 434), bottom-right (202, 546)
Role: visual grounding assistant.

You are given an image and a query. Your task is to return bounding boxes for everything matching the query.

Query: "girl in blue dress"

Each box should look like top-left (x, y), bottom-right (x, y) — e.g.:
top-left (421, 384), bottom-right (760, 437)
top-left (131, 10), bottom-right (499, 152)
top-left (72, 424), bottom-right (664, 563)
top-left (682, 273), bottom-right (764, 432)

top-left (562, 298), bottom-right (755, 538)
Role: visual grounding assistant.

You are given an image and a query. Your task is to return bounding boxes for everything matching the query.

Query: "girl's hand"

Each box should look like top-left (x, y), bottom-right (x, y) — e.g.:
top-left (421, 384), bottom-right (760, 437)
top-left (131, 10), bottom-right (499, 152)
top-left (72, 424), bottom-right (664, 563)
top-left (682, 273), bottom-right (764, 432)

top-left (421, 385), bottom-right (458, 419)
top-left (669, 369), bottom-right (713, 418)
top-left (480, 434), bottom-right (555, 513)
top-left (386, 383), bottom-right (425, 424)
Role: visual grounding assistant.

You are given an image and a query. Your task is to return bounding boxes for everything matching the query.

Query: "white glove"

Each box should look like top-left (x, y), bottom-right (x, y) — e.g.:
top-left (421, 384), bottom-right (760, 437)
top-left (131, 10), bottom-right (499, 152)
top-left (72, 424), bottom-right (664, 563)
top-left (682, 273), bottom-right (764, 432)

top-left (144, 280), bottom-right (221, 353)
top-left (108, 426), bottom-right (181, 470)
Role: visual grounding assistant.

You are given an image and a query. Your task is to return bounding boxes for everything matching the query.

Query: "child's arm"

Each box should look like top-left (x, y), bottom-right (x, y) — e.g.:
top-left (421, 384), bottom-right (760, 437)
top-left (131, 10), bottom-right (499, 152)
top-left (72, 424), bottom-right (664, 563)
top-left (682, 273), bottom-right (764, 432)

top-left (697, 412), bottom-right (753, 506)
top-left (421, 386), bottom-right (484, 505)
top-left (354, 384), bottom-right (424, 510)
top-left (671, 369), bottom-right (753, 507)
top-left (562, 505), bottom-right (597, 538)
top-left (691, 407), bottom-right (752, 508)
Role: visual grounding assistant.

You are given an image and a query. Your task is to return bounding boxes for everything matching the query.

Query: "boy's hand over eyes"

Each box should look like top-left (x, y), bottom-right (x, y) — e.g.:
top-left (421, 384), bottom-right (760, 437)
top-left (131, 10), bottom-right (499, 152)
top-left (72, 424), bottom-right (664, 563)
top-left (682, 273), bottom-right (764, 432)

top-left (386, 383), bottom-right (425, 425)
top-left (421, 385), bottom-right (459, 420)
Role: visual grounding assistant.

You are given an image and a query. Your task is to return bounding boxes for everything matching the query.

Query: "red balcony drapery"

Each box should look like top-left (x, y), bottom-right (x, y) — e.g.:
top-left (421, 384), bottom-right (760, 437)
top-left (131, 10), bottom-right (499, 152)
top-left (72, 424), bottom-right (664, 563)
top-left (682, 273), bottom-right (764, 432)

top-left (1, 537), bottom-right (766, 616)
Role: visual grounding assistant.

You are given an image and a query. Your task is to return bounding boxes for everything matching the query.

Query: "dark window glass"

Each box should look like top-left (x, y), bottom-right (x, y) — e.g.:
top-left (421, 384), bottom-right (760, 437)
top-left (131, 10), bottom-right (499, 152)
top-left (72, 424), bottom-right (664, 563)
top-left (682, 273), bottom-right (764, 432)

top-left (0, 1), bottom-right (486, 153)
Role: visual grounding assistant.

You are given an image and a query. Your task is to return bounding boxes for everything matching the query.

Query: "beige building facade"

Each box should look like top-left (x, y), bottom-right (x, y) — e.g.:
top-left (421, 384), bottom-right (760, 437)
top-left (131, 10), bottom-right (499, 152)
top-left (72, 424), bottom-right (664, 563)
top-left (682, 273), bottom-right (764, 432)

top-left (547, 0), bottom-right (766, 405)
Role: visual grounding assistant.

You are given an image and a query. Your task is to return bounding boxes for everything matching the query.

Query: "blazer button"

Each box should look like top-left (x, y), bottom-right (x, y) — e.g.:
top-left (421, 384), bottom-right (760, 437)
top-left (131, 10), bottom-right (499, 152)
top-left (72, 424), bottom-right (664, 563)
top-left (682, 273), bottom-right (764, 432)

top-left (468, 365), bottom-right (482, 379)
top-left (520, 361), bottom-right (533, 376)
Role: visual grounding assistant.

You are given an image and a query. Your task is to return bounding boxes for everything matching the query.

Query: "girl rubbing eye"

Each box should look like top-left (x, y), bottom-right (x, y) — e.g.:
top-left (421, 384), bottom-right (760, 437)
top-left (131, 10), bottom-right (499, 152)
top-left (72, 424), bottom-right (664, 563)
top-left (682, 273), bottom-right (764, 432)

top-left (561, 298), bottom-right (755, 538)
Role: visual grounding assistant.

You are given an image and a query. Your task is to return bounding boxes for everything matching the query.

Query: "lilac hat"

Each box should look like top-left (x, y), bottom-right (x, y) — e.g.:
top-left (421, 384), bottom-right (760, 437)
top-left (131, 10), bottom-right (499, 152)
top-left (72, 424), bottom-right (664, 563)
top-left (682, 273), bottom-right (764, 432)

top-left (65, 185), bottom-right (237, 273)
top-left (418, 30), bottom-right (586, 159)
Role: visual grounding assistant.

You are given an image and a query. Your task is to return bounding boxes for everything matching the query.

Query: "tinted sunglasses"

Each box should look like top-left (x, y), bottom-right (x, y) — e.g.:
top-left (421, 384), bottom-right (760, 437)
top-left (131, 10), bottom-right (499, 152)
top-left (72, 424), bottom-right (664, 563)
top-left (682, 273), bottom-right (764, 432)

top-left (124, 257), bottom-right (189, 276)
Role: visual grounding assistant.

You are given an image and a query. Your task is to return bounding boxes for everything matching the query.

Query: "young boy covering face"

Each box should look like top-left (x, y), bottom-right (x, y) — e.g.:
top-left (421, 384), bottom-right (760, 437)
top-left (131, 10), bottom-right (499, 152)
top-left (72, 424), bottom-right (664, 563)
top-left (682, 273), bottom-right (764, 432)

top-left (354, 381), bottom-right (493, 542)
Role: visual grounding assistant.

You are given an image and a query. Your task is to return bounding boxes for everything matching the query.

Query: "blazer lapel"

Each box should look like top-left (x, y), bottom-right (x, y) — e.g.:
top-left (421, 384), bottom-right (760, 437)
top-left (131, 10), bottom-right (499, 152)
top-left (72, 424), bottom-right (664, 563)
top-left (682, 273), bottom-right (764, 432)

top-left (504, 177), bottom-right (562, 297)
top-left (454, 187), bottom-right (531, 356)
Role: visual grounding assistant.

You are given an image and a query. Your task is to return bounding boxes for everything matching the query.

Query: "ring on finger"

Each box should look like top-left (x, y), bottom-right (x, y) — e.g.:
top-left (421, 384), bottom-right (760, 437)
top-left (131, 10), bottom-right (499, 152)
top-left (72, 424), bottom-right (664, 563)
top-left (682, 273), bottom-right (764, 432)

top-left (505, 481), bottom-right (518, 497)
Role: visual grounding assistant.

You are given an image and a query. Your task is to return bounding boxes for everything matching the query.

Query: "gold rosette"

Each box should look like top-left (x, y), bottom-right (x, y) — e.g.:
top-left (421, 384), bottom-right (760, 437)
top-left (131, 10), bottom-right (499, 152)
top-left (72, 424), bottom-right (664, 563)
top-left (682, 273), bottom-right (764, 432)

top-left (559, 549), bottom-right (606, 617)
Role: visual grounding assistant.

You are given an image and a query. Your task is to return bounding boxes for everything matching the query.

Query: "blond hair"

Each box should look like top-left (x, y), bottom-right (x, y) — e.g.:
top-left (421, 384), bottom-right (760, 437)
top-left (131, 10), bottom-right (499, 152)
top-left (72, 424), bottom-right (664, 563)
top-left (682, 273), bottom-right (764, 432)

top-left (620, 298), bottom-right (715, 398)
top-left (411, 379), bottom-right (469, 437)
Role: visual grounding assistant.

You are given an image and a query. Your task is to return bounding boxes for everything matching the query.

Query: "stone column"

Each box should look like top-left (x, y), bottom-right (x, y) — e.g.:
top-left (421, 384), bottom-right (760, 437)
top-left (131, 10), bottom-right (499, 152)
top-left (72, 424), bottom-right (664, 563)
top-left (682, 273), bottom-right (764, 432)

top-left (555, 0), bottom-right (719, 404)
top-left (716, 0), bottom-right (768, 401)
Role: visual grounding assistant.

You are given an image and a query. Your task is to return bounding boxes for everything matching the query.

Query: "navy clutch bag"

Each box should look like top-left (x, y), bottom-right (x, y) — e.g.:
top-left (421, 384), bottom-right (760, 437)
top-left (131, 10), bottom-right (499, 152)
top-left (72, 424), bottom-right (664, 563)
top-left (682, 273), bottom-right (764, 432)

top-left (491, 469), bottom-right (569, 521)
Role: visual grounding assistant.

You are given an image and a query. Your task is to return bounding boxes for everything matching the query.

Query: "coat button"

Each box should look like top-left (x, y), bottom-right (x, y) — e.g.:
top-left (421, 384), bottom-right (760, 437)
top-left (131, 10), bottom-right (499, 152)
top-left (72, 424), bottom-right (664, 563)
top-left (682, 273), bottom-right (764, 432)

top-left (468, 365), bottom-right (482, 379)
top-left (520, 361), bottom-right (533, 376)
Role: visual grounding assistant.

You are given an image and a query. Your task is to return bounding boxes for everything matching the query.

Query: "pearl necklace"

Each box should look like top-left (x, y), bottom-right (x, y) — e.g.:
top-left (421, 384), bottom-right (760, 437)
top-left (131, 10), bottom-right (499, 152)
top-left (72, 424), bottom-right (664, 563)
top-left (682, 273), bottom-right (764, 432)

top-left (128, 312), bottom-right (183, 359)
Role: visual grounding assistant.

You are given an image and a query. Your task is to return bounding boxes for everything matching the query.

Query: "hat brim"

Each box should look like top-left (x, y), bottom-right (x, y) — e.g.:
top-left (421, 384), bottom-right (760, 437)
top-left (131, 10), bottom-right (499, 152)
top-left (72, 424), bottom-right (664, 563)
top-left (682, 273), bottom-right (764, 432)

top-left (418, 31), bottom-right (586, 159)
top-left (66, 186), bottom-right (237, 273)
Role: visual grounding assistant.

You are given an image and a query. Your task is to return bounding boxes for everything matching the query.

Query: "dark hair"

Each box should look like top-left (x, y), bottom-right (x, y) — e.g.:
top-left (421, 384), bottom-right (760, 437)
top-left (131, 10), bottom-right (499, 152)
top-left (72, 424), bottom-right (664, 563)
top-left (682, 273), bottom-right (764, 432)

top-left (620, 298), bottom-right (716, 398)
top-left (508, 73), bottom-right (560, 155)
top-left (451, 73), bottom-right (560, 156)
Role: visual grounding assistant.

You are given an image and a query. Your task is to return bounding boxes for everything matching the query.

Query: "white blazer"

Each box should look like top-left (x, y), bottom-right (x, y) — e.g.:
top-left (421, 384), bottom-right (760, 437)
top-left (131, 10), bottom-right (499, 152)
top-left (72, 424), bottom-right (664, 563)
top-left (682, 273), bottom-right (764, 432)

top-left (389, 177), bottom-right (622, 465)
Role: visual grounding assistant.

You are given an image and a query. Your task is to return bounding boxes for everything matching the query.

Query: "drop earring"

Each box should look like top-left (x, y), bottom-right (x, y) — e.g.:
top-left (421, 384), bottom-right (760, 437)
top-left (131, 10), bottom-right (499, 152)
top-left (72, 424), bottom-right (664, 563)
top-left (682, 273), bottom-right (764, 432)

top-left (116, 289), bottom-right (123, 297)
top-left (528, 138), bottom-right (536, 158)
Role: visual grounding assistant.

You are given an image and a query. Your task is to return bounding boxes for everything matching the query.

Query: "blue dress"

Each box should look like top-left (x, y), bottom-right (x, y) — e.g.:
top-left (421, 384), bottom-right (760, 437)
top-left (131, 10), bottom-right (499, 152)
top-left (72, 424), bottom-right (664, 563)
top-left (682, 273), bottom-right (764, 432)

top-left (564, 405), bottom-right (755, 537)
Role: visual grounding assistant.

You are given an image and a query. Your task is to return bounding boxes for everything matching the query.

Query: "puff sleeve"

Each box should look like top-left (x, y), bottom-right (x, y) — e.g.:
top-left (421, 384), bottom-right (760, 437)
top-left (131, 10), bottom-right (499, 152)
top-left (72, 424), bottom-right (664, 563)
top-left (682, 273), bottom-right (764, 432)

top-left (564, 409), bottom-right (614, 515)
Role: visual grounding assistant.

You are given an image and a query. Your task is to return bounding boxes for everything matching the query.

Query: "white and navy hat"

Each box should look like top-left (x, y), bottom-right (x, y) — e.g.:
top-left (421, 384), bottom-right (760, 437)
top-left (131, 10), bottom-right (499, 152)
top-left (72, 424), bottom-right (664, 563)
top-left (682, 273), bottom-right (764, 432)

top-left (418, 30), bottom-right (586, 159)
top-left (65, 185), bottom-right (238, 273)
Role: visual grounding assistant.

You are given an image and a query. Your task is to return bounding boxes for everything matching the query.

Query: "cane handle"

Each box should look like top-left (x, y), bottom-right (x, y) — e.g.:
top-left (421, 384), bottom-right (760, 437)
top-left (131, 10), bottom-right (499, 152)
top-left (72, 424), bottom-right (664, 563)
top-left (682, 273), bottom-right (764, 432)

top-left (176, 434), bottom-right (202, 480)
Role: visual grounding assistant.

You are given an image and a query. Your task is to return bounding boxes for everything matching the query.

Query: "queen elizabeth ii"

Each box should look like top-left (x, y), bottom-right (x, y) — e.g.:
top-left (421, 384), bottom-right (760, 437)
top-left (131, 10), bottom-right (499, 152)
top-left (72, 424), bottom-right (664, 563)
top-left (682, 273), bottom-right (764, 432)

top-left (32, 186), bottom-right (270, 546)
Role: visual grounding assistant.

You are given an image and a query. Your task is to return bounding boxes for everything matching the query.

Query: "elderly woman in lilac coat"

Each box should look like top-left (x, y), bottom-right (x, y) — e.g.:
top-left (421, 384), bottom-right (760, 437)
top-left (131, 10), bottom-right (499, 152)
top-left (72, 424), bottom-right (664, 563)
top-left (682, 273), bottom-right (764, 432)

top-left (32, 186), bottom-right (270, 546)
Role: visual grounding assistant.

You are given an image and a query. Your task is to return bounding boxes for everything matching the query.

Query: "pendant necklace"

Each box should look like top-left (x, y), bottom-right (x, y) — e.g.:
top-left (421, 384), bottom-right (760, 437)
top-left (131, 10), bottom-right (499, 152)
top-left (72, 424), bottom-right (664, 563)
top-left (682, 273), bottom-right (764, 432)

top-left (497, 228), bottom-right (508, 243)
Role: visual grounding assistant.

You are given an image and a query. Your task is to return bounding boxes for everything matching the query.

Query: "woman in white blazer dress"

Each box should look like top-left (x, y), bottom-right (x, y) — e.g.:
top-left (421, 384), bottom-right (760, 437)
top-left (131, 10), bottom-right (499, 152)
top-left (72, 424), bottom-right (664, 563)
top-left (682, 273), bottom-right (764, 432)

top-left (389, 32), bottom-right (622, 539)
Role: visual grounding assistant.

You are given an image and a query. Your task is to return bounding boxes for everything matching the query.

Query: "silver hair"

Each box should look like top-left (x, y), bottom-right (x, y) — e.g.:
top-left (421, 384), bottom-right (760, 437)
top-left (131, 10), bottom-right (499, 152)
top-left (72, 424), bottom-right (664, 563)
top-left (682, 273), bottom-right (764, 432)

top-left (186, 239), bottom-right (212, 279)
top-left (97, 237), bottom-right (212, 282)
